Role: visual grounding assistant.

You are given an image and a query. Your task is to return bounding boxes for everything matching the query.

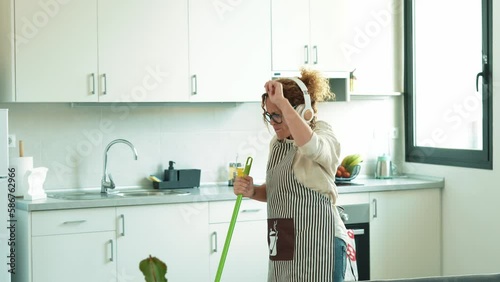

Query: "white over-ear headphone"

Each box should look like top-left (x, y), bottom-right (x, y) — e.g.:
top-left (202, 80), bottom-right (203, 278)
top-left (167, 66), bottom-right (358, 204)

top-left (288, 77), bottom-right (314, 122)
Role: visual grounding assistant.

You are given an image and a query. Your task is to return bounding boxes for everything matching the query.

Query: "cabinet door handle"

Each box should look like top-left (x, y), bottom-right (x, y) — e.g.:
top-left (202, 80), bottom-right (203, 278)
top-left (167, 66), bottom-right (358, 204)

top-left (351, 229), bottom-right (365, 235)
top-left (191, 74), bottom-right (197, 95)
top-left (313, 45), bottom-right (318, 64)
top-left (372, 198), bottom-right (378, 218)
top-left (120, 214), bottom-right (125, 236)
top-left (211, 231), bottom-right (218, 253)
top-left (90, 73), bottom-right (96, 95)
top-left (241, 209), bottom-right (261, 213)
top-left (108, 239), bottom-right (114, 262)
top-left (304, 45), bottom-right (309, 64)
top-left (62, 220), bottom-right (87, 225)
top-left (102, 73), bottom-right (107, 95)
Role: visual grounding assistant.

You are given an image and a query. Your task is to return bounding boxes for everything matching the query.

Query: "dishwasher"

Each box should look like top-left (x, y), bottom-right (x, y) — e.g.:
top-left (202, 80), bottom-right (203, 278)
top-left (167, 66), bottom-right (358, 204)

top-left (339, 203), bottom-right (371, 281)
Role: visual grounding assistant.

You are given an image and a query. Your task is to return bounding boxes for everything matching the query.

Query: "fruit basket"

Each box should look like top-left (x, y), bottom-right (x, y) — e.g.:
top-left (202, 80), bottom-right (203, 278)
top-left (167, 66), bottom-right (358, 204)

top-left (335, 165), bottom-right (361, 182)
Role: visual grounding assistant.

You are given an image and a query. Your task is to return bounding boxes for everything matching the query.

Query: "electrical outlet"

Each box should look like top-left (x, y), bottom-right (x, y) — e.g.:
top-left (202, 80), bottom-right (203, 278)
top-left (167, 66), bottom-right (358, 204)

top-left (8, 134), bottom-right (16, 147)
top-left (390, 127), bottom-right (399, 139)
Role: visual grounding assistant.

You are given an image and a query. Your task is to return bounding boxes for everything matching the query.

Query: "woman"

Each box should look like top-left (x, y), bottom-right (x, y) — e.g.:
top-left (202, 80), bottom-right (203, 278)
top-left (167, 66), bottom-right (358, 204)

top-left (233, 68), bottom-right (349, 282)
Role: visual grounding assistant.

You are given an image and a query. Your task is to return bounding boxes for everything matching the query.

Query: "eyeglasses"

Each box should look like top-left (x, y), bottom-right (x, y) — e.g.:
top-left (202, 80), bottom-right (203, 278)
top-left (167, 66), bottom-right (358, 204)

top-left (263, 112), bottom-right (282, 124)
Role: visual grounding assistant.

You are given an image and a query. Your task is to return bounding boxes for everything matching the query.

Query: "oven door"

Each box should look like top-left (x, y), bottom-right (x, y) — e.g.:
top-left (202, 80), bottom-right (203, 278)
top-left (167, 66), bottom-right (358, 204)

top-left (344, 222), bottom-right (370, 281)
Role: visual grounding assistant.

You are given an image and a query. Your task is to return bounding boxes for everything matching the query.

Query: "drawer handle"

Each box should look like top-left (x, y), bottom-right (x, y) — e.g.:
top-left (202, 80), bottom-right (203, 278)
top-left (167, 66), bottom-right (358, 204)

top-left (352, 229), bottom-right (365, 235)
top-left (62, 220), bottom-right (87, 225)
top-left (241, 209), bottom-right (261, 213)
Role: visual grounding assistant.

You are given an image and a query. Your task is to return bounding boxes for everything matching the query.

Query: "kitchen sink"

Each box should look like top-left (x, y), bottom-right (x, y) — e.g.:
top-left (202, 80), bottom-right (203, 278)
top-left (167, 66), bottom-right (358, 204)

top-left (116, 190), bottom-right (191, 197)
top-left (48, 190), bottom-right (191, 200)
top-left (48, 192), bottom-right (122, 201)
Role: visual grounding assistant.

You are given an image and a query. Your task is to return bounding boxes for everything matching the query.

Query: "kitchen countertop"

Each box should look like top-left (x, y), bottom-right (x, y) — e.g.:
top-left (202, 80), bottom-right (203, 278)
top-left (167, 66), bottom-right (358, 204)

top-left (16, 174), bottom-right (444, 212)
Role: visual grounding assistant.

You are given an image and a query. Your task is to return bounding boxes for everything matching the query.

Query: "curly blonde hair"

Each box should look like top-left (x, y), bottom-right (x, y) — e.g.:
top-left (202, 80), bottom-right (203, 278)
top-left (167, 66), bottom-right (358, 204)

top-left (261, 68), bottom-right (334, 128)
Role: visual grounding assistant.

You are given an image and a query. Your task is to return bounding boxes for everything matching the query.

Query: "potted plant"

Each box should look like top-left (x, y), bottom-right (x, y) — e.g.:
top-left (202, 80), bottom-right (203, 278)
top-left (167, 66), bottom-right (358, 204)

top-left (139, 255), bottom-right (168, 282)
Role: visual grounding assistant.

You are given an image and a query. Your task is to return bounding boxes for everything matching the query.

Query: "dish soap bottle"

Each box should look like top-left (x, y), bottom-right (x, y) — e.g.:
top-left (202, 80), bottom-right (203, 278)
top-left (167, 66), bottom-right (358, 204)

top-left (165, 161), bottom-right (178, 182)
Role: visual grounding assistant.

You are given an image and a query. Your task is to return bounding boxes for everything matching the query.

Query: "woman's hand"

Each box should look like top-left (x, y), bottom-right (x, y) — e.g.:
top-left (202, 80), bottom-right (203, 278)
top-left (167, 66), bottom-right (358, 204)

top-left (233, 175), bottom-right (255, 198)
top-left (264, 80), bottom-right (288, 109)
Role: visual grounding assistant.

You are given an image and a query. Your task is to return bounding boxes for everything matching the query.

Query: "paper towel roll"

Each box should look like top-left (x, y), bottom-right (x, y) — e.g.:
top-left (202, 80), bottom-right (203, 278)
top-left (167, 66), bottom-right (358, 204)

top-left (9, 157), bottom-right (33, 198)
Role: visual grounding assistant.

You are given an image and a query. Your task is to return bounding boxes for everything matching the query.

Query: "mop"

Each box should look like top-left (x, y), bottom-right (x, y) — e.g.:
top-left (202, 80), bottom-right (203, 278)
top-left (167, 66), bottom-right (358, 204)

top-left (214, 156), bottom-right (253, 282)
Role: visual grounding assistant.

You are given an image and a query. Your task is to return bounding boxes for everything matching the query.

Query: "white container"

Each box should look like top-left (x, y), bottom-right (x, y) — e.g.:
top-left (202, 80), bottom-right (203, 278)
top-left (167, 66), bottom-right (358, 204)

top-left (24, 167), bottom-right (48, 201)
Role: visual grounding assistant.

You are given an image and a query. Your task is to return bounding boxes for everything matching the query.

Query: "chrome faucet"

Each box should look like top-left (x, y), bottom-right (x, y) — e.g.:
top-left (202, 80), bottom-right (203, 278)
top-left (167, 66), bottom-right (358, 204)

top-left (101, 139), bottom-right (138, 194)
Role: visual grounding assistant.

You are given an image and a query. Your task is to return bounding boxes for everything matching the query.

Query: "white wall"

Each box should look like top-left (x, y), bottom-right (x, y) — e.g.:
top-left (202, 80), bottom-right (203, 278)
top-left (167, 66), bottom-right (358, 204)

top-left (401, 2), bottom-right (500, 275)
top-left (2, 98), bottom-right (401, 192)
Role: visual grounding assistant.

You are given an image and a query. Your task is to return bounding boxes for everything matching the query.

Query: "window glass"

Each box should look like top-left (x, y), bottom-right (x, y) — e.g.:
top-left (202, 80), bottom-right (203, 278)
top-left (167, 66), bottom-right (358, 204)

top-left (405, 0), bottom-right (492, 169)
top-left (414, 0), bottom-right (482, 150)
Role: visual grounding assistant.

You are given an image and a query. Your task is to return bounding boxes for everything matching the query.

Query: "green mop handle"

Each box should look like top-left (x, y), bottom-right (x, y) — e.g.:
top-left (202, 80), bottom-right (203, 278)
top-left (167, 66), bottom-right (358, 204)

top-left (214, 156), bottom-right (253, 282)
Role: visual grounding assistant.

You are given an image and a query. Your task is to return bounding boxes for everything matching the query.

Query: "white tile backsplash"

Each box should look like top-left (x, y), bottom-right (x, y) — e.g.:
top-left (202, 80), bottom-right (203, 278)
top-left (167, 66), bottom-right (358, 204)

top-left (2, 98), bottom-right (402, 191)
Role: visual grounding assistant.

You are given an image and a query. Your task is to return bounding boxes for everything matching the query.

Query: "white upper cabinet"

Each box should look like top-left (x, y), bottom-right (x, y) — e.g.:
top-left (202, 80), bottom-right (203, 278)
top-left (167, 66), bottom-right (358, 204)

top-left (188, 0), bottom-right (272, 102)
top-left (271, 0), bottom-right (350, 72)
top-left (98, 0), bottom-right (190, 102)
top-left (272, 0), bottom-right (403, 95)
top-left (12, 0), bottom-right (189, 102)
top-left (344, 0), bottom-right (403, 94)
top-left (4, 0), bottom-right (402, 102)
top-left (14, 0), bottom-right (98, 102)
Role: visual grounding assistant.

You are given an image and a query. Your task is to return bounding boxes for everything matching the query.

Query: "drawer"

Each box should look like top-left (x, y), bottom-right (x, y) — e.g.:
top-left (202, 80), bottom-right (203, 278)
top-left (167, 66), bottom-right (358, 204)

top-left (32, 207), bottom-right (116, 236)
top-left (337, 192), bottom-right (369, 206)
top-left (209, 200), bottom-right (267, 223)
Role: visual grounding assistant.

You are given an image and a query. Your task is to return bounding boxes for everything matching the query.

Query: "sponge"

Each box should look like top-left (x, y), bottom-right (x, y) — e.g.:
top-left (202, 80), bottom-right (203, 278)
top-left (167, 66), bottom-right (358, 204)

top-left (148, 175), bottom-right (161, 183)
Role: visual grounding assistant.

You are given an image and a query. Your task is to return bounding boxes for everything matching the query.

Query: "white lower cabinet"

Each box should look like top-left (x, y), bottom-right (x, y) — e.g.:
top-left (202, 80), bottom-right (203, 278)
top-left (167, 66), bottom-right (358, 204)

top-left (209, 200), bottom-right (268, 282)
top-left (116, 203), bottom-right (210, 282)
top-left (15, 204), bottom-right (210, 282)
top-left (32, 232), bottom-right (116, 282)
top-left (17, 207), bottom-right (117, 282)
top-left (369, 188), bottom-right (441, 279)
top-left (337, 188), bottom-right (441, 280)
top-left (16, 189), bottom-right (440, 282)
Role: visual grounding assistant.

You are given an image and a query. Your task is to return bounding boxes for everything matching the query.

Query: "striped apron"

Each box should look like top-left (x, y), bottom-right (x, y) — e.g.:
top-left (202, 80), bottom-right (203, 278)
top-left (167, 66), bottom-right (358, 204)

top-left (267, 140), bottom-right (335, 282)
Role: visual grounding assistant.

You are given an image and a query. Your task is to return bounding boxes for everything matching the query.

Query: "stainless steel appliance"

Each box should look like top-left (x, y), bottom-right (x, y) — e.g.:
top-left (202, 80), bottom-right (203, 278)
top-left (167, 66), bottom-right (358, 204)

top-left (340, 203), bottom-right (370, 281)
top-left (0, 109), bottom-right (11, 282)
top-left (375, 154), bottom-right (392, 179)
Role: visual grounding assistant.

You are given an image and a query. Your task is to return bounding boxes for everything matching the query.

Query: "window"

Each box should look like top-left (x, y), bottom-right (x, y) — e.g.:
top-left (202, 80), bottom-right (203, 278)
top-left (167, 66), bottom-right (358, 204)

top-left (404, 0), bottom-right (493, 169)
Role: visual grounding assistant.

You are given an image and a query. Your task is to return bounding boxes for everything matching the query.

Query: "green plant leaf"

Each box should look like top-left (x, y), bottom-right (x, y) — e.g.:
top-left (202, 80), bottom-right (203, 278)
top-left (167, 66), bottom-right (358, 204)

top-left (139, 255), bottom-right (168, 282)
